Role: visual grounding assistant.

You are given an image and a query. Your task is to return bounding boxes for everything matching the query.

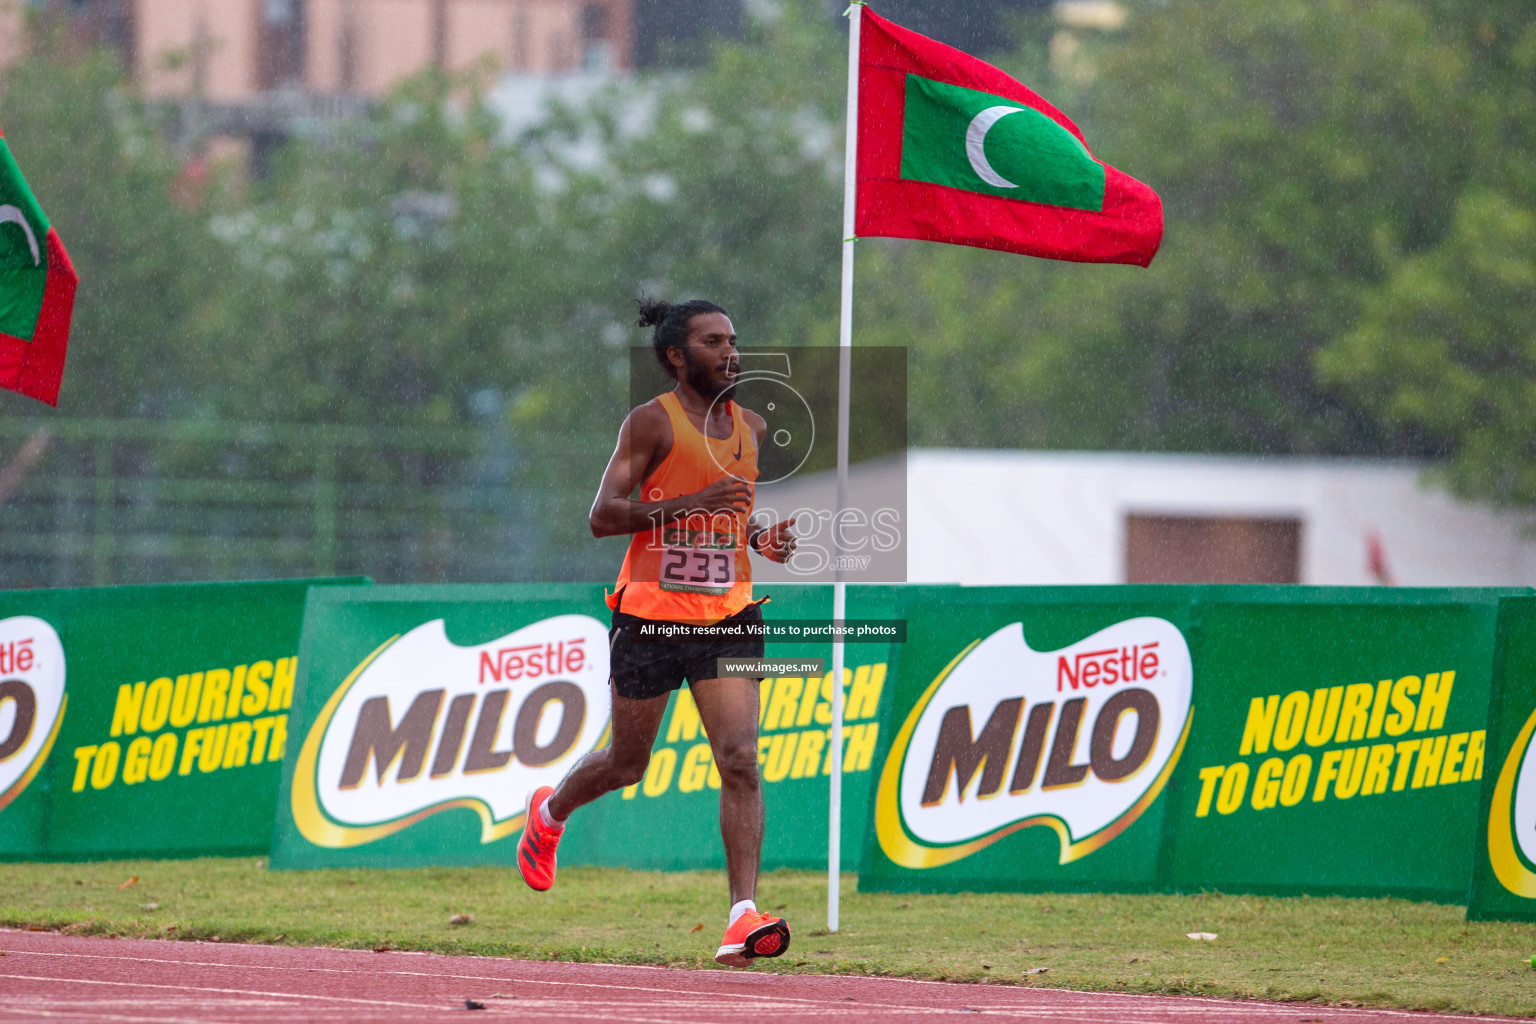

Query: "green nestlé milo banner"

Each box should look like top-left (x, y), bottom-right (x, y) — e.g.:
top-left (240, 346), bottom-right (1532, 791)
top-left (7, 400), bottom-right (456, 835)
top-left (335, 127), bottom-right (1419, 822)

top-left (1468, 597), bottom-right (1536, 921)
top-left (0, 578), bottom-right (365, 860)
top-left (861, 586), bottom-right (1516, 900)
top-left (271, 583), bottom-right (898, 871)
top-left (272, 584), bottom-right (614, 869)
top-left (864, 586), bottom-right (1200, 893)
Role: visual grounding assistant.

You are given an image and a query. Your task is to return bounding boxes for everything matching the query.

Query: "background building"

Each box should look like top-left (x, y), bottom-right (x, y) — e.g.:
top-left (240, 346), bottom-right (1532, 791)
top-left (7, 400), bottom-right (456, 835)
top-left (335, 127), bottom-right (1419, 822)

top-left (3, 0), bottom-right (752, 165)
top-left (0, 4), bottom-right (20, 67)
top-left (129, 0), bottom-right (636, 102)
top-left (842, 0), bottom-right (1052, 54)
top-left (2, 0), bottom-right (1106, 166)
top-left (755, 451), bottom-right (1536, 587)
top-left (3, 0), bottom-right (785, 95)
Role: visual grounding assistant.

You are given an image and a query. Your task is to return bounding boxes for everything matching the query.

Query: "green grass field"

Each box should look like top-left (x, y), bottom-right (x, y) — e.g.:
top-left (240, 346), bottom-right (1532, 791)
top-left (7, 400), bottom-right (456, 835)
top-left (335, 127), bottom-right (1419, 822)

top-left (2, 859), bottom-right (1534, 1017)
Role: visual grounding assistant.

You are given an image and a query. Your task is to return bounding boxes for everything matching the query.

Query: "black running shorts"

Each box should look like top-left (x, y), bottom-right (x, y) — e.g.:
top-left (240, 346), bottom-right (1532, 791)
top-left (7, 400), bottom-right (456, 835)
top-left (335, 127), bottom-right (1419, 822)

top-left (609, 603), bottom-right (767, 701)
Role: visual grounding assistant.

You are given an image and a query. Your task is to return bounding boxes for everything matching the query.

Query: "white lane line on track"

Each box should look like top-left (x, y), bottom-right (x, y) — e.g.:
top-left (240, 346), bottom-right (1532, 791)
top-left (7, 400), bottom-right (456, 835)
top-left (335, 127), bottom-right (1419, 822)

top-left (0, 973), bottom-right (443, 1012)
top-left (6, 1000), bottom-right (255, 1024)
top-left (0, 959), bottom-right (1138, 1024)
top-left (3, 947), bottom-right (1520, 1024)
top-left (0, 972), bottom-right (772, 1024)
top-left (7, 999), bottom-right (507, 1024)
top-left (0, 973), bottom-right (1340, 1024)
top-left (11, 997), bottom-right (749, 1024)
top-left (4, 995), bottom-right (1034, 1024)
top-left (0, 949), bottom-right (973, 1017)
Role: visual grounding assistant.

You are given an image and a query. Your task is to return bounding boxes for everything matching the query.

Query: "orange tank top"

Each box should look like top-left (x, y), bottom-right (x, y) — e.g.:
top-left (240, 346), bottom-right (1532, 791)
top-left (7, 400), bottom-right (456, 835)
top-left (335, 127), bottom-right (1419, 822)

top-left (608, 391), bottom-right (758, 623)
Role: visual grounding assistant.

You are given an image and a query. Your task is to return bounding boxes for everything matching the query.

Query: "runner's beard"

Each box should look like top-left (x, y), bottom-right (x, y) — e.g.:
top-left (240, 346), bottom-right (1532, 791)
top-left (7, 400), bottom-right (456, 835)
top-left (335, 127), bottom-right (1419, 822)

top-left (683, 349), bottom-right (736, 402)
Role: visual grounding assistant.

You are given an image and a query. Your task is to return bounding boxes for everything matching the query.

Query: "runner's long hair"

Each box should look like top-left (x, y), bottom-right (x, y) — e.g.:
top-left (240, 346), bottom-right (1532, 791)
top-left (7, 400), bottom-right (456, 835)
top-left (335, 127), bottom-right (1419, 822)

top-left (637, 297), bottom-right (730, 380)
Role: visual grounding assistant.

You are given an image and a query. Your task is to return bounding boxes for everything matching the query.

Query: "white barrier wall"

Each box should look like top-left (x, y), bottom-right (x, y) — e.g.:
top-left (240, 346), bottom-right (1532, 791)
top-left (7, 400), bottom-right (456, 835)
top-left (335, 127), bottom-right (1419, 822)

top-left (759, 450), bottom-right (1536, 587)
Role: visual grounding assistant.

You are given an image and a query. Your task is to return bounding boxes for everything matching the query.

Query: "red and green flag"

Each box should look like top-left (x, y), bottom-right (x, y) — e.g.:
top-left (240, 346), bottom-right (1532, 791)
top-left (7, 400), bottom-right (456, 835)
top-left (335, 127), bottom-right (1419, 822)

top-left (0, 127), bottom-right (77, 406)
top-left (854, 6), bottom-right (1163, 267)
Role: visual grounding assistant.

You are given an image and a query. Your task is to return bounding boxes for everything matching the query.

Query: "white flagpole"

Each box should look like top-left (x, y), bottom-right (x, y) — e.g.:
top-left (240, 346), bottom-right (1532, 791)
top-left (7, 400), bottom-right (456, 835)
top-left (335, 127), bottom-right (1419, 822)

top-left (829, 0), bottom-right (861, 936)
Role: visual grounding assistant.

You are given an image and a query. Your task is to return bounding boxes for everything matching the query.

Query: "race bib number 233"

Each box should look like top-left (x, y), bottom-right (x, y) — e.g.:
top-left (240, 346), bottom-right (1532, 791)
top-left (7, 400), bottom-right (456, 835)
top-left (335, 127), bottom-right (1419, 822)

top-left (658, 528), bottom-right (737, 595)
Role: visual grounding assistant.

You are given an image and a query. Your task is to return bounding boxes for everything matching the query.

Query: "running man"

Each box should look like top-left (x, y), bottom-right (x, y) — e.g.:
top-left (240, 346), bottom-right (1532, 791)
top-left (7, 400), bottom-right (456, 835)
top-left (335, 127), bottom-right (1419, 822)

top-left (517, 298), bottom-right (799, 968)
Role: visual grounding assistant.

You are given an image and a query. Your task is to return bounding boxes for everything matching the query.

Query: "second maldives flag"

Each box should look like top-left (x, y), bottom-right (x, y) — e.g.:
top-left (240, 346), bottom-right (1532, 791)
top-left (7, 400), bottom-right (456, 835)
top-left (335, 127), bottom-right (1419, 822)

top-left (0, 127), bottom-right (77, 405)
top-left (855, 7), bottom-right (1163, 267)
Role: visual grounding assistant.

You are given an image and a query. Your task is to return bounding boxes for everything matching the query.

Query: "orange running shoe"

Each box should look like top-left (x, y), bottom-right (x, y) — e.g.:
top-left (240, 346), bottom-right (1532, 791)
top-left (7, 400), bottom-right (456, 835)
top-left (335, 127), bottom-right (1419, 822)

top-left (517, 786), bottom-right (563, 891)
top-left (714, 909), bottom-right (791, 968)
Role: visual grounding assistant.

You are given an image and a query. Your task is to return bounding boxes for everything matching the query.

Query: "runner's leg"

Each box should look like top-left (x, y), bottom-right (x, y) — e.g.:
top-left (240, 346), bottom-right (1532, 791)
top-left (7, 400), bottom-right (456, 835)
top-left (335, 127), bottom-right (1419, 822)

top-left (691, 676), bottom-right (763, 905)
top-left (546, 681), bottom-right (669, 821)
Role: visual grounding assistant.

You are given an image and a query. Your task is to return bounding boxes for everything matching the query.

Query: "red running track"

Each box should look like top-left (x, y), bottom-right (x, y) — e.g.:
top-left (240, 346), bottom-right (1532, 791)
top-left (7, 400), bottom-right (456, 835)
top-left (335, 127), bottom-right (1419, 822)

top-left (0, 929), bottom-right (1517, 1024)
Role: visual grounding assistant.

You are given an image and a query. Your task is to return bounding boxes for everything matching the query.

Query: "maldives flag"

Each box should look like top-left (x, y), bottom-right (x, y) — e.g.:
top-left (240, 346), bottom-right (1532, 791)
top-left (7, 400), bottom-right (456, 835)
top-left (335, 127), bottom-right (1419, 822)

top-left (855, 7), bottom-right (1163, 267)
top-left (0, 127), bottom-right (77, 406)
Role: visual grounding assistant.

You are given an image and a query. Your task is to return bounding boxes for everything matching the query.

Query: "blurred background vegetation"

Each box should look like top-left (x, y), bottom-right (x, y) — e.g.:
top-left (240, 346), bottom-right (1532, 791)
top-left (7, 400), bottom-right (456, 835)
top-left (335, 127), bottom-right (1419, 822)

top-left (0, 0), bottom-right (1530, 585)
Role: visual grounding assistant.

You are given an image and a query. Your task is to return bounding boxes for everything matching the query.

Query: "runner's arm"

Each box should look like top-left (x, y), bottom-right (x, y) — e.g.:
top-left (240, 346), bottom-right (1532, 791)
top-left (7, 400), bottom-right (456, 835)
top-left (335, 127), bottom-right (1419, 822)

top-left (589, 404), bottom-right (753, 537)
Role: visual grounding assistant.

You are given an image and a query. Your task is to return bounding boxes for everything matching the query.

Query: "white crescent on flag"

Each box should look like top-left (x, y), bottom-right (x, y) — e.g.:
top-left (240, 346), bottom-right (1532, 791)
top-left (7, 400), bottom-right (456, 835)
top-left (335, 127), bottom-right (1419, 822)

top-left (0, 205), bottom-right (41, 265)
top-left (964, 105), bottom-right (1027, 189)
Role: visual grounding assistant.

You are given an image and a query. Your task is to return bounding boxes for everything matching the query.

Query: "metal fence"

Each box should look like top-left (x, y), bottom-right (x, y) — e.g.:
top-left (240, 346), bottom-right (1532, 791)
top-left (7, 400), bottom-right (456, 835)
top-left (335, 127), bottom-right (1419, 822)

top-left (0, 418), bottom-right (604, 588)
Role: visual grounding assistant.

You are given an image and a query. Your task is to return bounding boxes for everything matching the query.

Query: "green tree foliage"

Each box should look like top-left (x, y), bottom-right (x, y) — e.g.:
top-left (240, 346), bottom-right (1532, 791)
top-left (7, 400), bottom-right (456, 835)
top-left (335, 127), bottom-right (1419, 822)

top-left (864, 0), bottom-right (1536, 513)
top-left (1319, 9), bottom-right (1536, 507)
top-left (192, 75), bottom-right (610, 579)
top-left (0, 0), bottom-right (1533, 585)
top-left (862, 0), bottom-right (1483, 455)
top-left (1321, 191), bottom-right (1536, 506)
top-left (530, 1), bottom-right (845, 355)
top-left (199, 73), bottom-right (567, 427)
top-left (189, 5), bottom-right (849, 576)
